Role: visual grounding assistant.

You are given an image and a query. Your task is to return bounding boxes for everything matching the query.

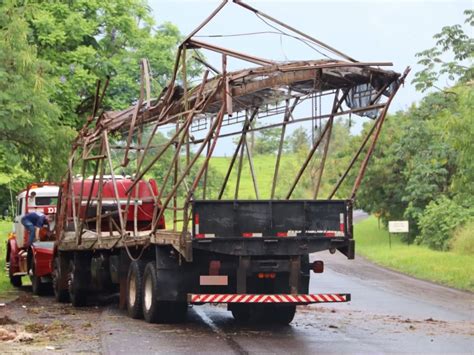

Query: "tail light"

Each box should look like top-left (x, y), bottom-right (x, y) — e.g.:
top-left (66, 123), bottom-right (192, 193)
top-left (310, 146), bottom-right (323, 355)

top-left (257, 272), bottom-right (276, 279)
top-left (312, 260), bottom-right (324, 273)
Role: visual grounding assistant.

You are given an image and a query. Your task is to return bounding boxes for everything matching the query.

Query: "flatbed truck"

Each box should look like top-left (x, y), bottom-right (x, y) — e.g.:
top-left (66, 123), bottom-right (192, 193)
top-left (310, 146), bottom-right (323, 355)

top-left (6, 0), bottom-right (407, 326)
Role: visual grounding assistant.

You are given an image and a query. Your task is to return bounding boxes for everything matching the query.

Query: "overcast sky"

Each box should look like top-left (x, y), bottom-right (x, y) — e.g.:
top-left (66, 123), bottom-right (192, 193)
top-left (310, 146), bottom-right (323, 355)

top-left (148, 0), bottom-right (471, 111)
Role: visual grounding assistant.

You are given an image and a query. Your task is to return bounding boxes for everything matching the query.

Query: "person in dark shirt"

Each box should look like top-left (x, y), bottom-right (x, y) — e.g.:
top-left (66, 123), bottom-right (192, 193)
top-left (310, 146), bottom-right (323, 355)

top-left (21, 212), bottom-right (49, 248)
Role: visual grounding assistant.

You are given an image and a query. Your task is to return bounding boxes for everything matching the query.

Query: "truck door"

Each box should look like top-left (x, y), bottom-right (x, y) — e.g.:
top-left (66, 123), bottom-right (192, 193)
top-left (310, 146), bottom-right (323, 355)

top-left (14, 196), bottom-right (25, 248)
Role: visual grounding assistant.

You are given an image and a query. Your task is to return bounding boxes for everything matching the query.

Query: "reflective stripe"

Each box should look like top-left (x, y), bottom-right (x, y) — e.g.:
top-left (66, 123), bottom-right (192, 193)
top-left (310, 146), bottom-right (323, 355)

top-left (188, 293), bottom-right (350, 304)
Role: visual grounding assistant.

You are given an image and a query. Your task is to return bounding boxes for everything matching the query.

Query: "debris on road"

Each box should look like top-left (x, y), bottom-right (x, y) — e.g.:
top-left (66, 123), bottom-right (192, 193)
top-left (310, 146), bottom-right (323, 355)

top-left (0, 328), bottom-right (17, 341)
top-left (0, 316), bottom-right (16, 325)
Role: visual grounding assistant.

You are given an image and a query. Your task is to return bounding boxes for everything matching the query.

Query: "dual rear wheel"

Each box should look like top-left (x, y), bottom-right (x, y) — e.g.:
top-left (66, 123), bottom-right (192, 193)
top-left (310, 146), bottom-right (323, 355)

top-left (51, 256), bottom-right (70, 303)
top-left (30, 261), bottom-right (46, 296)
top-left (126, 261), bottom-right (187, 323)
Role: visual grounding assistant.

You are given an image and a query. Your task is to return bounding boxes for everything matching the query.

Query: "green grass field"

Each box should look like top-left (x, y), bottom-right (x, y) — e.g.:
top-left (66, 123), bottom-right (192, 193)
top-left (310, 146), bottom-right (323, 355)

top-left (354, 216), bottom-right (474, 292)
top-left (0, 220), bottom-right (13, 295)
top-left (210, 155), bottom-right (292, 199)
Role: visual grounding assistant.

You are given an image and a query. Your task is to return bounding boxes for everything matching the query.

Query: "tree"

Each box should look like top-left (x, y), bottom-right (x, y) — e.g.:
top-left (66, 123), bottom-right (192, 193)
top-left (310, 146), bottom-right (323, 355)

top-left (253, 126), bottom-right (283, 155)
top-left (18, 1), bottom-right (189, 128)
top-left (0, 3), bottom-right (74, 180)
top-left (287, 126), bottom-right (310, 153)
top-left (356, 84), bottom-right (472, 244)
top-left (0, 0), bottom-right (189, 202)
top-left (354, 113), bottom-right (409, 231)
top-left (412, 9), bottom-right (473, 92)
top-left (357, 10), bottom-right (473, 246)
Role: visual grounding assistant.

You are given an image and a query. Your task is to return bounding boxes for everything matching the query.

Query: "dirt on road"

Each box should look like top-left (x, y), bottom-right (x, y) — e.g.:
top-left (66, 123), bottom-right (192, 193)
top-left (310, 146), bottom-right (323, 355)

top-left (0, 289), bottom-right (101, 353)
top-left (1, 269), bottom-right (472, 355)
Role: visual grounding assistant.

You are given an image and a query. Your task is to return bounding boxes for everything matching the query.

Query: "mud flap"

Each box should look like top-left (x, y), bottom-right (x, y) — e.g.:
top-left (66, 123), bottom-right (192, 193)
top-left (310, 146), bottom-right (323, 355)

top-left (338, 239), bottom-right (355, 259)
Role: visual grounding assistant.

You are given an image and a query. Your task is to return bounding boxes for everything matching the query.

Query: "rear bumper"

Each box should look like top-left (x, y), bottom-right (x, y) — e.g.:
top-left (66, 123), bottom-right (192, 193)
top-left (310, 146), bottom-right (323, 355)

top-left (188, 293), bottom-right (350, 305)
top-left (192, 237), bottom-right (354, 258)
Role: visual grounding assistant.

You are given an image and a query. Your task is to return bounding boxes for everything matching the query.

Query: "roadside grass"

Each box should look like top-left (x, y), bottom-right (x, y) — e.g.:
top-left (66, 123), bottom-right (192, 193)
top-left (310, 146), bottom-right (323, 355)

top-left (355, 216), bottom-right (474, 292)
top-left (0, 220), bottom-right (13, 295)
top-left (450, 220), bottom-right (474, 255)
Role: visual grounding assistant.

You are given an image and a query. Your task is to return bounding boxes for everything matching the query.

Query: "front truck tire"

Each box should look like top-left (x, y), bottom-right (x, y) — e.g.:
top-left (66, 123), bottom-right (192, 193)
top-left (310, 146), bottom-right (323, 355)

top-left (52, 255), bottom-right (70, 302)
top-left (7, 246), bottom-right (22, 287)
top-left (10, 275), bottom-right (22, 287)
top-left (142, 262), bottom-right (187, 324)
top-left (126, 260), bottom-right (145, 319)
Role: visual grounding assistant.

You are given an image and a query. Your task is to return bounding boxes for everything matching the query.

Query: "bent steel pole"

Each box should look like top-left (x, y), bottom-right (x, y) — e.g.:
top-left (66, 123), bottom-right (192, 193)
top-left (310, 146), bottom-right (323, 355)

top-left (350, 67), bottom-right (411, 200)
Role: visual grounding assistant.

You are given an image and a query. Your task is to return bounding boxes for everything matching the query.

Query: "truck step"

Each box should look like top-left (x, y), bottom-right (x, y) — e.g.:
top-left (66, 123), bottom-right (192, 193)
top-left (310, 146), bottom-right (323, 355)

top-left (188, 293), bottom-right (350, 304)
top-left (13, 272), bottom-right (27, 277)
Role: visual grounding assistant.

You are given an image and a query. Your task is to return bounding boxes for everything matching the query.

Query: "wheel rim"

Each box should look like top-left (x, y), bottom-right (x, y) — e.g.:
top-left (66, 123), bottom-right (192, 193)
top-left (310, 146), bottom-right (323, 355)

top-left (144, 274), bottom-right (153, 311)
top-left (129, 271), bottom-right (136, 306)
top-left (29, 260), bottom-right (35, 283)
top-left (68, 264), bottom-right (74, 296)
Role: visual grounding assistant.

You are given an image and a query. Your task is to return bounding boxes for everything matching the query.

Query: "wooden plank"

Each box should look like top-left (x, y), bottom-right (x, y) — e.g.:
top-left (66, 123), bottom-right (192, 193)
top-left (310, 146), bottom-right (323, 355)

top-left (58, 229), bottom-right (183, 251)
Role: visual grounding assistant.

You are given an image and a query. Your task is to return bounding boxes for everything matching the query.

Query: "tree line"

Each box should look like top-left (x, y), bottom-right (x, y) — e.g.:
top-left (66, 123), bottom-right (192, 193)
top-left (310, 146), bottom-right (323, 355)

top-left (0, 0), bottom-right (185, 214)
top-left (349, 10), bottom-right (473, 252)
top-left (0, 2), bottom-right (471, 253)
top-left (245, 10), bottom-right (473, 252)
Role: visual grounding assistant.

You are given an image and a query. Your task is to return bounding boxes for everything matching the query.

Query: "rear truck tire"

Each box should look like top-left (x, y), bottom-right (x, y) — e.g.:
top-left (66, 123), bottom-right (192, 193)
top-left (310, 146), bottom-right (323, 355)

top-left (52, 256), bottom-right (69, 303)
top-left (142, 262), bottom-right (161, 323)
top-left (169, 302), bottom-right (188, 323)
top-left (126, 260), bottom-right (145, 319)
top-left (68, 259), bottom-right (88, 307)
top-left (231, 304), bottom-right (296, 325)
top-left (30, 257), bottom-right (46, 296)
top-left (231, 304), bottom-right (251, 323)
top-left (268, 305), bottom-right (296, 325)
top-left (142, 262), bottom-right (188, 324)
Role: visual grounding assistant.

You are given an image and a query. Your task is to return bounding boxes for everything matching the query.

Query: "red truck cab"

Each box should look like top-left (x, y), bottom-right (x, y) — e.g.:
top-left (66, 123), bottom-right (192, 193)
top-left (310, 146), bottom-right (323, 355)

top-left (6, 183), bottom-right (59, 293)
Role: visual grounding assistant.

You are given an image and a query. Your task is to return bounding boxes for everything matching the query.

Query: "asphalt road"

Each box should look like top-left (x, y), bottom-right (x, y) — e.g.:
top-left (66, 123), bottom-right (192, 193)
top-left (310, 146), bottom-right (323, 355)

top-left (1, 211), bottom-right (473, 354)
top-left (96, 254), bottom-right (472, 354)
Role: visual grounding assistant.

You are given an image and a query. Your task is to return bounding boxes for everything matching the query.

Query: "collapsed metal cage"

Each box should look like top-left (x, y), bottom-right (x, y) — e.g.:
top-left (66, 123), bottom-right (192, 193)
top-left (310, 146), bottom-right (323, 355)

top-left (55, 0), bottom-right (409, 259)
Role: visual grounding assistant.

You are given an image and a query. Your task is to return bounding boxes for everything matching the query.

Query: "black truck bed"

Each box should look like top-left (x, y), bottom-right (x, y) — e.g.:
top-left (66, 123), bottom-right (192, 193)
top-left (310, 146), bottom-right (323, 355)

top-left (192, 200), bottom-right (354, 258)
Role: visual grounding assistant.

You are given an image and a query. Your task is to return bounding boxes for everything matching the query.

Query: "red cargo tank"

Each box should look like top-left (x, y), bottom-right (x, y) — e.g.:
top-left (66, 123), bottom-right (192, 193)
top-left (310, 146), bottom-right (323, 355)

top-left (67, 177), bottom-right (165, 232)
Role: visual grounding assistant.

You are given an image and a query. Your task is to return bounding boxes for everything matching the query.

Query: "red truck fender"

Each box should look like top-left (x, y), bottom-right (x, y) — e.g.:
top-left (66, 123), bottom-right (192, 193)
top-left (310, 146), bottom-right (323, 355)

top-left (29, 242), bottom-right (55, 277)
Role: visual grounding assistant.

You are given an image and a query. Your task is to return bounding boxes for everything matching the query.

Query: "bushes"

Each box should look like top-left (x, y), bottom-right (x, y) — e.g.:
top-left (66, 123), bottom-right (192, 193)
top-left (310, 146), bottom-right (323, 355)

top-left (416, 196), bottom-right (474, 250)
top-left (450, 220), bottom-right (474, 255)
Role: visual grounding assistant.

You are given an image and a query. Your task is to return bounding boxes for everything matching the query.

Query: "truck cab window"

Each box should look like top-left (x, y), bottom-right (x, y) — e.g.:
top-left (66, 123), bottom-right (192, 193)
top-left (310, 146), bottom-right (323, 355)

top-left (17, 199), bottom-right (23, 216)
top-left (35, 197), bottom-right (58, 206)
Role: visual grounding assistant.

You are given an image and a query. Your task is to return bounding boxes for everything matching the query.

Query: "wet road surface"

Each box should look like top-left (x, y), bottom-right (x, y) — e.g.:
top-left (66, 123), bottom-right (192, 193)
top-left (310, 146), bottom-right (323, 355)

top-left (96, 253), bottom-right (472, 354)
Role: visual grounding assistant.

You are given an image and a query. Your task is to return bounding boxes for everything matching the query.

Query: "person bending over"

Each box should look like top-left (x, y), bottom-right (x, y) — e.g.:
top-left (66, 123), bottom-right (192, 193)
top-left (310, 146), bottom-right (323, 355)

top-left (21, 212), bottom-right (50, 248)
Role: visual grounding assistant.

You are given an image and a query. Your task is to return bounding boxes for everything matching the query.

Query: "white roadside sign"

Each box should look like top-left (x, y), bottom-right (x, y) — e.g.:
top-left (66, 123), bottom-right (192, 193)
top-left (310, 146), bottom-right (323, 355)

top-left (388, 221), bottom-right (409, 233)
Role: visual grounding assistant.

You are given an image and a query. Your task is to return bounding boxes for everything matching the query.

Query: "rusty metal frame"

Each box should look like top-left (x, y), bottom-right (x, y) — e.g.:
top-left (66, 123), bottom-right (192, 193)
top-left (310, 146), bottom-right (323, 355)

top-left (56, 1), bottom-right (408, 261)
